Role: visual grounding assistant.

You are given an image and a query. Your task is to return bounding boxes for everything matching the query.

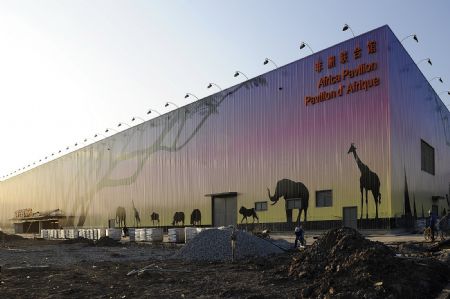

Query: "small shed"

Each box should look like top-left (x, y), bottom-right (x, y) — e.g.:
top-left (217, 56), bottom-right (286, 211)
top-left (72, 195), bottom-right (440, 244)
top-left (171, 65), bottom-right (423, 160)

top-left (11, 209), bottom-right (75, 234)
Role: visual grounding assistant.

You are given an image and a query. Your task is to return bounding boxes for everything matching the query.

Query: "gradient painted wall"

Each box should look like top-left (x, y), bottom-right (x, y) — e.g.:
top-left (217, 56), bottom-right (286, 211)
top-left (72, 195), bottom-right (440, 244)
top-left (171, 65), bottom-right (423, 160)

top-left (387, 27), bottom-right (450, 218)
top-left (0, 26), bottom-right (395, 229)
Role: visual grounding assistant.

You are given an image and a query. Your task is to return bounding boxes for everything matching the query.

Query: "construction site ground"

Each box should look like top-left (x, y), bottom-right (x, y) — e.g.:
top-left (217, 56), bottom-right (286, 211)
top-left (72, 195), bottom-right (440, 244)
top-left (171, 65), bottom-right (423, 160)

top-left (1, 230), bottom-right (450, 298)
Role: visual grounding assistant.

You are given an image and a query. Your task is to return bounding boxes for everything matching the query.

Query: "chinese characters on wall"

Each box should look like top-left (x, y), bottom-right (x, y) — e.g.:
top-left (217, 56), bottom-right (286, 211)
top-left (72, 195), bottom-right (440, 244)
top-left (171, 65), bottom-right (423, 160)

top-left (305, 40), bottom-right (381, 106)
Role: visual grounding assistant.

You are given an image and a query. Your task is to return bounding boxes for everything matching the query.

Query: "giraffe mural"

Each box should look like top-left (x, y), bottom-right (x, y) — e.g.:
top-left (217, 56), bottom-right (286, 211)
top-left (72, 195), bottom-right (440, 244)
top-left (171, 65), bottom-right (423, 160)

top-left (132, 200), bottom-right (141, 227)
top-left (347, 143), bottom-right (382, 220)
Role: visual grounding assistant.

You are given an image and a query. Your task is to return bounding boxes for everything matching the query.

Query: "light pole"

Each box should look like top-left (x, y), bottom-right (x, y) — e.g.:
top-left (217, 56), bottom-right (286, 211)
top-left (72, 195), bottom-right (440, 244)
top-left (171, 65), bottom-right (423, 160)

top-left (132, 116), bottom-right (147, 122)
top-left (147, 109), bottom-right (162, 116)
top-left (234, 71), bottom-right (249, 80)
top-left (94, 133), bottom-right (106, 139)
top-left (430, 77), bottom-right (444, 83)
top-left (185, 93), bottom-right (199, 100)
top-left (117, 122), bottom-right (131, 128)
top-left (342, 23), bottom-right (355, 37)
top-left (401, 34), bottom-right (418, 43)
top-left (416, 58), bottom-right (432, 66)
top-left (105, 128), bottom-right (118, 134)
top-left (263, 58), bottom-right (278, 69)
top-left (207, 83), bottom-right (222, 91)
top-left (165, 101), bottom-right (179, 108)
top-left (299, 42), bottom-right (314, 53)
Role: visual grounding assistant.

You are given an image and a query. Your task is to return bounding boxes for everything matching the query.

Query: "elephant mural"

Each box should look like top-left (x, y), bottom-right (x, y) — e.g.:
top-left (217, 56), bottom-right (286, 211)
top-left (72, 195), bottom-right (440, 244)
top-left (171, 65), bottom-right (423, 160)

top-left (268, 178), bottom-right (309, 223)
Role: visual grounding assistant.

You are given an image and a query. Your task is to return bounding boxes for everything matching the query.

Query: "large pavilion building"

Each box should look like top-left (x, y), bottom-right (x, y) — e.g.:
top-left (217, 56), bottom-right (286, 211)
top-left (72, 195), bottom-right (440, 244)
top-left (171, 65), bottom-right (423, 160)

top-left (1, 25), bottom-right (449, 232)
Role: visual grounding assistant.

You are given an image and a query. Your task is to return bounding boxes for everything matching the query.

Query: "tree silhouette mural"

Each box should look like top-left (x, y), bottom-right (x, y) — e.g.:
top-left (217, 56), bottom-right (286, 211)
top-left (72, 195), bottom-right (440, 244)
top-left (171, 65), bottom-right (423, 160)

top-left (61, 76), bottom-right (268, 226)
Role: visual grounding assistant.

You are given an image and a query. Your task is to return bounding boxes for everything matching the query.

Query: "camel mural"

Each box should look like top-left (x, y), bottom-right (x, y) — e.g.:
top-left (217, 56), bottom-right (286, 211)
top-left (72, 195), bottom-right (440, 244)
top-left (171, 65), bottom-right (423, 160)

top-left (267, 178), bottom-right (309, 223)
top-left (347, 143), bottom-right (381, 219)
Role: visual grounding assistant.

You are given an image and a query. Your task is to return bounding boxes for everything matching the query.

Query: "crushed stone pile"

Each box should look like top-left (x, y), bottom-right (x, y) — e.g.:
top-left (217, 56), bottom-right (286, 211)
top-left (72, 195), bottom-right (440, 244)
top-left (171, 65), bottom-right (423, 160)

top-left (289, 227), bottom-right (450, 298)
top-left (0, 231), bottom-right (24, 242)
top-left (175, 228), bottom-right (283, 262)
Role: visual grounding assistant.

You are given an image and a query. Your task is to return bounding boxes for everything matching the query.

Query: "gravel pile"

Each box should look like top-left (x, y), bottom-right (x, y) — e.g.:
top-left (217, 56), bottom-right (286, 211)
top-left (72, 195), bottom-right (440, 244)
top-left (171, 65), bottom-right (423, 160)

top-left (175, 228), bottom-right (283, 262)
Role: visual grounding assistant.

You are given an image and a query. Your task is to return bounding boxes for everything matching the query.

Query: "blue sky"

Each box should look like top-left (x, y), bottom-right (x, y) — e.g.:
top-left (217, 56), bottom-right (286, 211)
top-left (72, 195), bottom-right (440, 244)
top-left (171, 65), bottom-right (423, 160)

top-left (0, 0), bottom-right (449, 178)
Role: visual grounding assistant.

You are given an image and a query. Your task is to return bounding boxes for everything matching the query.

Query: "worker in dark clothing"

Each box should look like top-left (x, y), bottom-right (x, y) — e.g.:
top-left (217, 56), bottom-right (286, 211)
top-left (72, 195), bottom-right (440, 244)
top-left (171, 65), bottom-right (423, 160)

top-left (429, 210), bottom-right (437, 242)
top-left (122, 225), bottom-right (129, 237)
top-left (294, 224), bottom-right (305, 248)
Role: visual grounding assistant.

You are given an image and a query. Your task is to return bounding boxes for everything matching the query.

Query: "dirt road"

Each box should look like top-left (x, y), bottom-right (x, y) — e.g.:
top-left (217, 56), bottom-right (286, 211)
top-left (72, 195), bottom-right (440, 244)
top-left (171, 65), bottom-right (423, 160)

top-left (1, 230), bottom-right (450, 298)
top-left (0, 238), bottom-right (297, 298)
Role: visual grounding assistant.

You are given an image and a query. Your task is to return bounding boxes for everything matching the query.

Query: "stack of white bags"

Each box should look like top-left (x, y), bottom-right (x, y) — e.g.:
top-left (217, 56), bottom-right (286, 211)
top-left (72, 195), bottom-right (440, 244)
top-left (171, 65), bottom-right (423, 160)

top-left (134, 228), bottom-right (163, 242)
top-left (168, 228), bottom-right (185, 243)
top-left (106, 228), bottom-right (122, 241)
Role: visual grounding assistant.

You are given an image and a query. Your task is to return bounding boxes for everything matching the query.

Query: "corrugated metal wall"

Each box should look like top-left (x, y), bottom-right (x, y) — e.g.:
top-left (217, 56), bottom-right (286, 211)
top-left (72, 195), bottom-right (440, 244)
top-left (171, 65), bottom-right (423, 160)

top-left (387, 27), bottom-right (450, 218)
top-left (0, 26), bottom-right (395, 229)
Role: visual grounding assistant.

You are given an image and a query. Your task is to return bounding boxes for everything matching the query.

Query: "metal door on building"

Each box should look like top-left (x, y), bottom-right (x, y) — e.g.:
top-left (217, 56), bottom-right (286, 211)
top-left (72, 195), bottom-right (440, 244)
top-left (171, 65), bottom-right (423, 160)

top-left (343, 206), bottom-right (358, 229)
top-left (213, 196), bottom-right (237, 227)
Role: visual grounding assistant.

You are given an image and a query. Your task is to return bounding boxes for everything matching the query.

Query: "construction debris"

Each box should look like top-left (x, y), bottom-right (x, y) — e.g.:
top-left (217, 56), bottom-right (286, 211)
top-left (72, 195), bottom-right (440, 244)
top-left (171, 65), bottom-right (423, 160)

top-left (1, 226), bottom-right (450, 298)
top-left (126, 264), bottom-right (191, 276)
top-left (429, 238), bottom-right (450, 252)
top-left (0, 231), bottom-right (24, 242)
top-left (289, 227), bottom-right (450, 298)
top-left (95, 236), bottom-right (121, 247)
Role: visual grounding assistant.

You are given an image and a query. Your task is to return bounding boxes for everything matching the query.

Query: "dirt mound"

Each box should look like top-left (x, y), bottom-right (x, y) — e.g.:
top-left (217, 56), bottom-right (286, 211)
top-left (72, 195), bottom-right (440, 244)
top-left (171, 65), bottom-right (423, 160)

top-left (289, 228), bottom-right (450, 298)
top-left (0, 231), bottom-right (25, 241)
top-left (95, 237), bottom-right (120, 247)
